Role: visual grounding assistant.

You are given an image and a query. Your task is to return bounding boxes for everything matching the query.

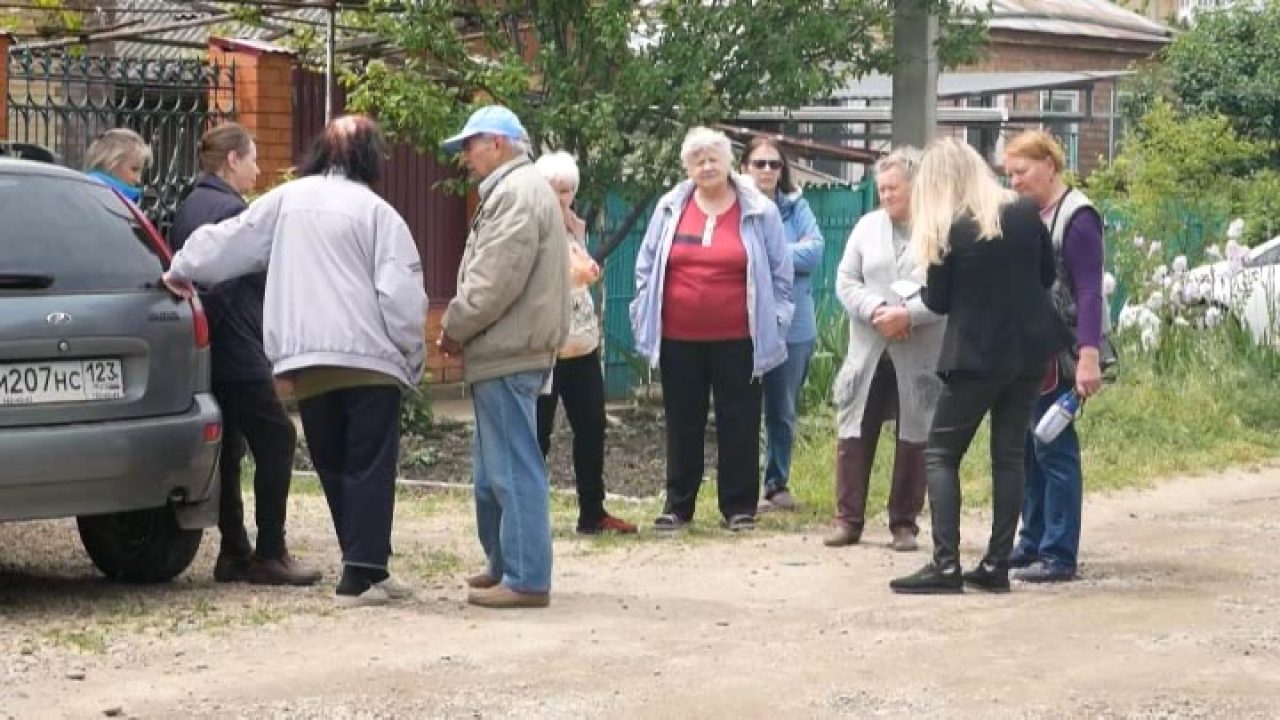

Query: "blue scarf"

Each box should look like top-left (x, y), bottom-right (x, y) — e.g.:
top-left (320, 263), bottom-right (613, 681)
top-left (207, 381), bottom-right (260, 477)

top-left (86, 170), bottom-right (143, 203)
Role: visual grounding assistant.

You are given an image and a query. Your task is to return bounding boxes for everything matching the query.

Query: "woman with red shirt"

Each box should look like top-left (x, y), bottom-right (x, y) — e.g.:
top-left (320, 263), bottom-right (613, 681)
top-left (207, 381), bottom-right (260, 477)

top-left (630, 127), bottom-right (794, 532)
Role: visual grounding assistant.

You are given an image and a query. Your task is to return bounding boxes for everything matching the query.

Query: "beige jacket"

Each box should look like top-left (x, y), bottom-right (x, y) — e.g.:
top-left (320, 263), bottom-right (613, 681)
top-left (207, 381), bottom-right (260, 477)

top-left (444, 156), bottom-right (570, 383)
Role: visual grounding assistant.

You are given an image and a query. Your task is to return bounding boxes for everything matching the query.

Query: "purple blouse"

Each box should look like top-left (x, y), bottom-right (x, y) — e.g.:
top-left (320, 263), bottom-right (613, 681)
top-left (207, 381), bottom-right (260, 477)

top-left (1061, 209), bottom-right (1105, 349)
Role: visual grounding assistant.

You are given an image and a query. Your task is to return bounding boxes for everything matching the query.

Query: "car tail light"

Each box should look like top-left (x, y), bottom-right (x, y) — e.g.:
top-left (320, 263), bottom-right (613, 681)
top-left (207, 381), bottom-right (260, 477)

top-left (191, 295), bottom-right (210, 348)
top-left (203, 422), bottom-right (222, 443)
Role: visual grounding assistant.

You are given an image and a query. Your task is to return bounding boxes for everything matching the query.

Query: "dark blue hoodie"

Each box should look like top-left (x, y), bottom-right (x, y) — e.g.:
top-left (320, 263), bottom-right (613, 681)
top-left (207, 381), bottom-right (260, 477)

top-left (168, 174), bottom-right (272, 383)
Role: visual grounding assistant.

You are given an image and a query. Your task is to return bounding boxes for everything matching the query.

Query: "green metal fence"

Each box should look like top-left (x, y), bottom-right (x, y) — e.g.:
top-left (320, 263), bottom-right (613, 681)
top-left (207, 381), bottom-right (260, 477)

top-left (1100, 200), bottom-right (1229, 320)
top-left (596, 181), bottom-right (878, 400)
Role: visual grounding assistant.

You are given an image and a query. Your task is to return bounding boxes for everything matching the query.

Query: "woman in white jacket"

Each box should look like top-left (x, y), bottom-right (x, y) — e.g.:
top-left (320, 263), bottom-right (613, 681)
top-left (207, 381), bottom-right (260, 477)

top-left (827, 147), bottom-right (945, 551)
top-left (163, 116), bottom-right (428, 607)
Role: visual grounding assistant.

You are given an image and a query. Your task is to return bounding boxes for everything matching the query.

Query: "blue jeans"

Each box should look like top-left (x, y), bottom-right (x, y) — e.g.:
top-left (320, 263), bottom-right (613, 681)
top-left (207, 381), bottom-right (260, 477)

top-left (1017, 380), bottom-right (1083, 571)
top-left (762, 340), bottom-right (815, 496)
top-left (471, 370), bottom-right (553, 593)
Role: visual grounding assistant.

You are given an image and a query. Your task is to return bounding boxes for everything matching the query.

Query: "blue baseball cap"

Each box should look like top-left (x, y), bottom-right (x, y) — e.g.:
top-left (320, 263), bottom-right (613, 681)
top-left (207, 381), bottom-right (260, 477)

top-left (442, 105), bottom-right (528, 154)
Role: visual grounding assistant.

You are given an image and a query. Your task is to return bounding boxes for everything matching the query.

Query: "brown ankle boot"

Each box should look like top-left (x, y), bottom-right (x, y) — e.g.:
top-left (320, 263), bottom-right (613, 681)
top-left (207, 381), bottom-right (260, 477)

top-left (824, 522), bottom-right (862, 547)
top-left (247, 552), bottom-right (322, 586)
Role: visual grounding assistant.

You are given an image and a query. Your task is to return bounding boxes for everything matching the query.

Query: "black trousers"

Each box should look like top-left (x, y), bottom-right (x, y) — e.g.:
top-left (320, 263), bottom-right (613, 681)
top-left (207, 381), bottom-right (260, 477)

top-left (298, 386), bottom-right (401, 570)
top-left (925, 369), bottom-right (1043, 569)
top-left (660, 338), bottom-right (762, 521)
top-left (536, 350), bottom-right (607, 527)
top-left (214, 380), bottom-right (298, 560)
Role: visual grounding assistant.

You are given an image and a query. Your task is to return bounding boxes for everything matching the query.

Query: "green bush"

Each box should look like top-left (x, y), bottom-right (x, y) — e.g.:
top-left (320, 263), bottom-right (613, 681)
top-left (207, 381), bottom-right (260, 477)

top-left (800, 298), bottom-right (849, 414)
top-left (400, 384), bottom-right (434, 438)
top-left (784, 321), bottom-right (1280, 528)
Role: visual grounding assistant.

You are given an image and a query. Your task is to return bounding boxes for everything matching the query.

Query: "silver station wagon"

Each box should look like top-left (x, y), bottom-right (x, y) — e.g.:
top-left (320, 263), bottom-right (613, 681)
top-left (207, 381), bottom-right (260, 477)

top-left (0, 154), bottom-right (221, 583)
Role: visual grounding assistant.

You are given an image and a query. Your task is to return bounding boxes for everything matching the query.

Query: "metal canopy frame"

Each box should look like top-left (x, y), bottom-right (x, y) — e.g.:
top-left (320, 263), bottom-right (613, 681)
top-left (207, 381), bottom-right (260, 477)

top-left (732, 70), bottom-right (1131, 180)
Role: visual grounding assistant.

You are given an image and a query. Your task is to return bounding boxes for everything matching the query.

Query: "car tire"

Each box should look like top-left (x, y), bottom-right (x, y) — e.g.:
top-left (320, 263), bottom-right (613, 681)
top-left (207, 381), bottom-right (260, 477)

top-left (76, 508), bottom-right (203, 584)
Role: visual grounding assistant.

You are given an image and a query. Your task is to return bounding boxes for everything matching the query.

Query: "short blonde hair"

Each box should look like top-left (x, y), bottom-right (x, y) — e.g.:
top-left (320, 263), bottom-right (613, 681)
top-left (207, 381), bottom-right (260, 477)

top-left (84, 128), bottom-right (152, 175)
top-left (534, 150), bottom-right (580, 190)
top-left (874, 146), bottom-right (922, 184)
top-left (1004, 129), bottom-right (1066, 173)
top-left (680, 126), bottom-right (733, 167)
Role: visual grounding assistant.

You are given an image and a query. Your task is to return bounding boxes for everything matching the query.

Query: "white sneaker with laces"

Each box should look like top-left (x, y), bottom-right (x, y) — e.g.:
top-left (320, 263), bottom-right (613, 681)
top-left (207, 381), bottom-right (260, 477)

top-left (374, 575), bottom-right (414, 600)
top-left (335, 584), bottom-right (391, 608)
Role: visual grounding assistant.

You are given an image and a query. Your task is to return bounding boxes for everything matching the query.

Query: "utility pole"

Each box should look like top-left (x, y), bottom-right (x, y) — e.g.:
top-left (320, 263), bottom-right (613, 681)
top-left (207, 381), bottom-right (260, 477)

top-left (325, 0), bottom-right (336, 123)
top-left (891, 0), bottom-right (939, 149)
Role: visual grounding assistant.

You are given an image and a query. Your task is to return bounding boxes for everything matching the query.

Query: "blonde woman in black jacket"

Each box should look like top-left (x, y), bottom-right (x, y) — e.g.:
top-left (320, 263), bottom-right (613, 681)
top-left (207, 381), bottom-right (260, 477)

top-left (890, 138), bottom-right (1063, 595)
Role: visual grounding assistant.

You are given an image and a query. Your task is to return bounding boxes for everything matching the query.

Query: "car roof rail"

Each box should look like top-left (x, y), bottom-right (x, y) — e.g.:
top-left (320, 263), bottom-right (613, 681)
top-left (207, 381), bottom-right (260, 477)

top-left (0, 142), bottom-right (60, 164)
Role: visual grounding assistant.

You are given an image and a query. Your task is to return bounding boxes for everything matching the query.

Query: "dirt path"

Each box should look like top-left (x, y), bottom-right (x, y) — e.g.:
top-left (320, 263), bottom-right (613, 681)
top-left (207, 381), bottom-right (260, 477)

top-left (3, 465), bottom-right (1280, 719)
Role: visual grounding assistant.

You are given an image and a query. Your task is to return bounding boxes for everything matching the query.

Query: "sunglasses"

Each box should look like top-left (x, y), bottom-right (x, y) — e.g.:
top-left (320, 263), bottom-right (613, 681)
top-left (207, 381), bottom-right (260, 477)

top-left (750, 159), bottom-right (783, 170)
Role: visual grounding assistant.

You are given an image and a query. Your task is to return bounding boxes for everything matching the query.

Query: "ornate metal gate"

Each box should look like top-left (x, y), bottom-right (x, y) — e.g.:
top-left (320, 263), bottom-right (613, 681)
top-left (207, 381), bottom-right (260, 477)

top-left (5, 50), bottom-right (236, 233)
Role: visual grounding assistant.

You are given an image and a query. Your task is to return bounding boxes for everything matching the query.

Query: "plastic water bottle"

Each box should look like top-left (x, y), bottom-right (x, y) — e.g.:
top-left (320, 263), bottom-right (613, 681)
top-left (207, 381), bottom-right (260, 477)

top-left (1034, 391), bottom-right (1081, 444)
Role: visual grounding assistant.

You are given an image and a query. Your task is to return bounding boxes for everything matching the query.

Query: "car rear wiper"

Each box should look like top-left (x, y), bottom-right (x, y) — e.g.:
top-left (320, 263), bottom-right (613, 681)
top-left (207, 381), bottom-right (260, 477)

top-left (0, 273), bottom-right (54, 289)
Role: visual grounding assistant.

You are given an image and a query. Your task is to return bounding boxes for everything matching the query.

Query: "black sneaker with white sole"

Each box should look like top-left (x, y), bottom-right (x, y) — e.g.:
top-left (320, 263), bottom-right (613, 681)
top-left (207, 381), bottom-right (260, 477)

top-left (962, 560), bottom-right (1011, 593)
top-left (890, 563), bottom-right (963, 594)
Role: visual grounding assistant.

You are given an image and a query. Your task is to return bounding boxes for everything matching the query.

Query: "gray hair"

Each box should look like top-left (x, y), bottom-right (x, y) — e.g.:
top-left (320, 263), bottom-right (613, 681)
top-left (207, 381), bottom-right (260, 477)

top-left (534, 150), bottom-right (580, 190)
top-left (874, 146), bottom-right (921, 184)
top-left (680, 126), bottom-right (733, 167)
top-left (84, 128), bottom-right (152, 175)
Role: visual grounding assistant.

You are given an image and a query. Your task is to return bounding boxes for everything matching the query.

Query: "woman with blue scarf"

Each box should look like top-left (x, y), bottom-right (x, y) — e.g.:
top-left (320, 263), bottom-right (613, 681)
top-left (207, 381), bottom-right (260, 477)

top-left (84, 128), bottom-right (151, 204)
top-left (740, 138), bottom-right (824, 511)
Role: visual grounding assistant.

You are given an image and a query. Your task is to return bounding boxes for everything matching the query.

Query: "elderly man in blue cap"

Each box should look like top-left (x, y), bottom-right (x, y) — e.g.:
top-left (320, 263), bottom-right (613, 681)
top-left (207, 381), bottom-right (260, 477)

top-left (439, 105), bottom-right (570, 609)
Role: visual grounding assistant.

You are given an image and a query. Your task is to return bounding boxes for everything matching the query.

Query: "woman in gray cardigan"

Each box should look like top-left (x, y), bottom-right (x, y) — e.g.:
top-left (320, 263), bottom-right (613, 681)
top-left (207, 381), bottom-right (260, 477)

top-left (828, 148), bottom-right (945, 551)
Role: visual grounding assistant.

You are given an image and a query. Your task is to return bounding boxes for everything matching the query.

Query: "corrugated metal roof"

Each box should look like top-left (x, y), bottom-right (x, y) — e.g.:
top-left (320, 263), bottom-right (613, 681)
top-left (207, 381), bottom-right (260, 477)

top-left (833, 70), bottom-right (1132, 101)
top-left (110, 1), bottom-right (331, 60)
top-left (964, 0), bottom-right (1172, 43)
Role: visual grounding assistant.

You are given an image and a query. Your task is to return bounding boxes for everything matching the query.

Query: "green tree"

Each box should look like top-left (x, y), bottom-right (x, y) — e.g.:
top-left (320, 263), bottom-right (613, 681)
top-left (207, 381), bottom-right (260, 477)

top-left (343, 0), bottom-right (985, 251)
top-left (1088, 99), bottom-right (1278, 252)
top-left (1122, 1), bottom-right (1280, 144)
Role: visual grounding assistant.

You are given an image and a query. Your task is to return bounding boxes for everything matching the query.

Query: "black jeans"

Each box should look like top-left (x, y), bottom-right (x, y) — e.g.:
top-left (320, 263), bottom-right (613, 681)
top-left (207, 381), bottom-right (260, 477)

top-left (925, 369), bottom-right (1043, 569)
top-left (536, 350), bottom-right (607, 527)
top-left (214, 380), bottom-right (298, 560)
top-left (660, 338), bottom-right (762, 521)
top-left (298, 386), bottom-right (401, 570)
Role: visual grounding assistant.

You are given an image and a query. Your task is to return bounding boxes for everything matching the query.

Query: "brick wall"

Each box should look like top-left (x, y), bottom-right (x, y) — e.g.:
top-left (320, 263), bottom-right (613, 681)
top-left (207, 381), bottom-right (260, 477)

top-left (963, 30), bottom-right (1166, 176)
top-left (207, 38), bottom-right (296, 191)
top-left (426, 304), bottom-right (465, 383)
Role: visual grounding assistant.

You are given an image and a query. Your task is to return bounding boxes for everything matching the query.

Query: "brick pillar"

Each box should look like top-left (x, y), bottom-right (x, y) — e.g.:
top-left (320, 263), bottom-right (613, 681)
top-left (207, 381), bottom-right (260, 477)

top-left (1, 33), bottom-right (12, 141)
top-left (207, 37), bottom-right (296, 192)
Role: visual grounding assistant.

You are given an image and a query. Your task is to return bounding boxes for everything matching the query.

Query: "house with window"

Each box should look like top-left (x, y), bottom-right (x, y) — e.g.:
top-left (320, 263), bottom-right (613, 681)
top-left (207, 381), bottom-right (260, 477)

top-left (962, 0), bottom-right (1171, 174)
top-left (737, 0), bottom-right (1172, 182)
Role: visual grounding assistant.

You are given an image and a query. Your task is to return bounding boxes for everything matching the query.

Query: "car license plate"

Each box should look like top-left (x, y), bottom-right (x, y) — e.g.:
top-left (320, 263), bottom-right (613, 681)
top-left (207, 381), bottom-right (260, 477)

top-left (0, 359), bottom-right (124, 406)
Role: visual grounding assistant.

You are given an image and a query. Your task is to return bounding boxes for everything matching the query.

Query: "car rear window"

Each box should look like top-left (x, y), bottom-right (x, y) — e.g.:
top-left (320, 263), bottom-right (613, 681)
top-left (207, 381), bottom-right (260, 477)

top-left (0, 173), bottom-right (165, 294)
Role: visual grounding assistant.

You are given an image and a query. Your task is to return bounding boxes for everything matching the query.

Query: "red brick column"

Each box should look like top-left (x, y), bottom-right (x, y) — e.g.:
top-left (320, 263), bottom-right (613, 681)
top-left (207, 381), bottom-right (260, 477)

top-left (425, 305), bottom-right (466, 383)
top-left (0, 33), bottom-right (13, 141)
top-left (207, 37), bottom-right (296, 192)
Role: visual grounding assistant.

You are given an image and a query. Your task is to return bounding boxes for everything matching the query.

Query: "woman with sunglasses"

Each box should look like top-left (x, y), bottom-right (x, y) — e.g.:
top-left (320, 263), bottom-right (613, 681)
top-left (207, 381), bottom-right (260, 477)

top-left (740, 138), bottom-right (824, 512)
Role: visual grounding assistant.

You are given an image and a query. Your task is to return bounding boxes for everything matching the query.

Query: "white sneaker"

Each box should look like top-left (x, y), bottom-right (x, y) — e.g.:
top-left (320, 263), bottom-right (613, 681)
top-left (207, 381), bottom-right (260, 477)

top-left (335, 584), bottom-right (391, 608)
top-left (374, 575), bottom-right (414, 600)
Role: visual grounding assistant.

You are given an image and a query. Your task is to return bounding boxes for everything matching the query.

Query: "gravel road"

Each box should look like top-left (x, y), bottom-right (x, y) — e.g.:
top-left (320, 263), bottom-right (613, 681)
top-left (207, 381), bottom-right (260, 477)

top-left (2, 466), bottom-right (1279, 719)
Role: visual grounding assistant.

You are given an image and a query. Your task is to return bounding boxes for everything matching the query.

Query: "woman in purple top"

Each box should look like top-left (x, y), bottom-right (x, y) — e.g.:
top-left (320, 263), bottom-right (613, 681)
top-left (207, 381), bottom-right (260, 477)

top-left (1004, 130), bottom-right (1106, 583)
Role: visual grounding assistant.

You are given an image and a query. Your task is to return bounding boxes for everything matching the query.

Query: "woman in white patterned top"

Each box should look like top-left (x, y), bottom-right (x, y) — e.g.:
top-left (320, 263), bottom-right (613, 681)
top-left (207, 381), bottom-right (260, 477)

top-left (533, 151), bottom-right (637, 535)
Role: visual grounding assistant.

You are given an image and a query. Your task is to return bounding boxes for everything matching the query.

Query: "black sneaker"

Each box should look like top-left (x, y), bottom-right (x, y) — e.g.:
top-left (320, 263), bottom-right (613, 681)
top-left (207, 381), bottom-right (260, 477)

top-left (962, 560), bottom-right (1010, 593)
top-left (889, 563), bottom-right (963, 594)
top-left (1007, 546), bottom-right (1038, 569)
